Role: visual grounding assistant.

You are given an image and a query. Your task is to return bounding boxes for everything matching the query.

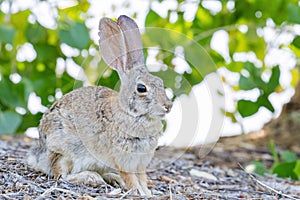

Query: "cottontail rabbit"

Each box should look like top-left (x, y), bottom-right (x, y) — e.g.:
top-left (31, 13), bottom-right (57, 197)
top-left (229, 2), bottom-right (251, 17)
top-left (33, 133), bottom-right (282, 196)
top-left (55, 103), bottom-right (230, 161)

top-left (27, 15), bottom-right (172, 197)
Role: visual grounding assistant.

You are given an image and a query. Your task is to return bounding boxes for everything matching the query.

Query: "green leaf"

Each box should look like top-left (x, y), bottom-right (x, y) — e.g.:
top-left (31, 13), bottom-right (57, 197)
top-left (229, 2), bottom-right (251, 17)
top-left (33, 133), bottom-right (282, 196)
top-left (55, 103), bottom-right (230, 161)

top-left (184, 42), bottom-right (216, 79)
top-left (209, 50), bottom-right (225, 67)
top-left (59, 22), bottom-right (90, 50)
top-left (238, 62), bottom-right (266, 91)
top-left (21, 77), bottom-right (35, 99)
top-left (294, 160), bottom-right (300, 178)
top-left (34, 44), bottom-right (59, 62)
top-left (221, 109), bottom-right (237, 123)
top-left (26, 23), bottom-right (48, 44)
top-left (266, 66), bottom-right (280, 94)
top-left (239, 75), bottom-right (257, 90)
top-left (257, 94), bottom-right (275, 113)
top-left (269, 140), bottom-right (279, 164)
top-left (246, 161), bottom-right (269, 176)
top-left (11, 10), bottom-right (31, 44)
top-left (237, 100), bottom-right (259, 117)
top-left (145, 9), bottom-right (162, 26)
top-left (18, 112), bottom-right (42, 132)
top-left (183, 68), bottom-right (203, 86)
top-left (280, 151), bottom-right (298, 163)
top-left (292, 36), bottom-right (300, 49)
top-left (153, 69), bottom-right (192, 97)
top-left (11, 10), bottom-right (31, 31)
top-left (0, 77), bottom-right (26, 108)
top-left (227, 62), bottom-right (244, 73)
top-left (244, 62), bottom-right (261, 78)
top-left (287, 3), bottom-right (300, 24)
top-left (97, 69), bottom-right (120, 90)
top-left (0, 24), bottom-right (16, 44)
top-left (194, 6), bottom-right (214, 30)
top-left (272, 161), bottom-right (298, 180)
top-left (145, 10), bottom-right (163, 27)
top-left (0, 111), bottom-right (22, 134)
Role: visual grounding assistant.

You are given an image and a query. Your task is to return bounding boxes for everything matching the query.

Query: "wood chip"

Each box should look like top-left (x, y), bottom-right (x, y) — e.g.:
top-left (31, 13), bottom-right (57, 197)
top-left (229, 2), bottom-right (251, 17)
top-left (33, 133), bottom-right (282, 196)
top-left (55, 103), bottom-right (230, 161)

top-left (189, 169), bottom-right (218, 181)
top-left (108, 188), bottom-right (121, 195)
top-left (158, 175), bottom-right (177, 183)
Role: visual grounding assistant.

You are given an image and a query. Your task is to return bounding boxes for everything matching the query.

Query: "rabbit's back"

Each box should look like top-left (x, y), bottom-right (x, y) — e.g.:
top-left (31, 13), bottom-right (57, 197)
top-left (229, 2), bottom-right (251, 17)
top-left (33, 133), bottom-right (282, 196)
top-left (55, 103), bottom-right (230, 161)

top-left (40, 86), bottom-right (117, 137)
top-left (29, 86), bottom-right (118, 174)
top-left (40, 85), bottom-right (118, 144)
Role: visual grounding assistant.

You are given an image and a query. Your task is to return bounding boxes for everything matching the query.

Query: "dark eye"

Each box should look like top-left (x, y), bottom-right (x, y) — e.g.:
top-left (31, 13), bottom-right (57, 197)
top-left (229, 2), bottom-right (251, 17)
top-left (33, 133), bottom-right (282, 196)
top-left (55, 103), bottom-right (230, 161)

top-left (137, 84), bottom-right (147, 93)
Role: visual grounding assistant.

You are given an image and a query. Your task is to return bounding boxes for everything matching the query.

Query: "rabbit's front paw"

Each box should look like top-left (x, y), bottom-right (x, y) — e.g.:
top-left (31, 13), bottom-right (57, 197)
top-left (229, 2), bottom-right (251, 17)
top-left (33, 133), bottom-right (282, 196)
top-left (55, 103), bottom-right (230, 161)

top-left (66, 171), bottom-right (105, 186)
top-left (102, 172), bottom-right (125, 188)
top-left (120, 171), bottom-right (152, 197)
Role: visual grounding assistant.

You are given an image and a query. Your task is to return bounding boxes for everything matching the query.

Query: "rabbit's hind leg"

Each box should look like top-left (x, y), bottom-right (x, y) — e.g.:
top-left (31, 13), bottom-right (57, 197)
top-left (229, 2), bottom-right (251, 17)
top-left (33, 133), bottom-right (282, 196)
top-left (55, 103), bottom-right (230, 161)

top-left (49, 151), bottom-right (68, 179)
top-left (102, 172), bottom-right (125, 188)
top-left (65, 171), bottom-right (106, 186)
top-left (49, 152), bottom-right (105, 186)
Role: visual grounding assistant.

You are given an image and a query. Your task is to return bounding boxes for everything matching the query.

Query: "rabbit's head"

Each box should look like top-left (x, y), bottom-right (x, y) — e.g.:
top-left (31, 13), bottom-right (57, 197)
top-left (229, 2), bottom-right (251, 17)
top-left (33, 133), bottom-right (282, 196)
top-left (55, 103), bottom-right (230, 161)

top-left (99, 15), bottom-right (172, 119)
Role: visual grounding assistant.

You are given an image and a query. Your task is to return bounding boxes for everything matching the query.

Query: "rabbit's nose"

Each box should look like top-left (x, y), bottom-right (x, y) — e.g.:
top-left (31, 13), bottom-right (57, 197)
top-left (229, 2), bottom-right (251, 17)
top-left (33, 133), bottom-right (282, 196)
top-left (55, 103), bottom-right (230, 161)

top-left (163, 101), bottom-right (172, 113)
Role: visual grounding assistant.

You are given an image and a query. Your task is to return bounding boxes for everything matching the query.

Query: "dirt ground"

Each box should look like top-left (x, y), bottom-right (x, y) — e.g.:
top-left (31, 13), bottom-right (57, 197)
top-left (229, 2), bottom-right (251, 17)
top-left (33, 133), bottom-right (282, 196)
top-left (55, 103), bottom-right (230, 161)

top-left (0, 133), bottom-right (300, 200)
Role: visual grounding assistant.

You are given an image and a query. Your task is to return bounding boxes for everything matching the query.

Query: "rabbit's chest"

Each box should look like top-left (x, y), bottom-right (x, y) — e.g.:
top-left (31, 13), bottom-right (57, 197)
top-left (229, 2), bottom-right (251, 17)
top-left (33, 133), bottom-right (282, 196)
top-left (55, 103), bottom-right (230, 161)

top-left (112, 119), bottom-right (162, 153)
top-left (112, 136), bottom-right (157, 171)
top-left (114, 135), bottom-right (158, 153)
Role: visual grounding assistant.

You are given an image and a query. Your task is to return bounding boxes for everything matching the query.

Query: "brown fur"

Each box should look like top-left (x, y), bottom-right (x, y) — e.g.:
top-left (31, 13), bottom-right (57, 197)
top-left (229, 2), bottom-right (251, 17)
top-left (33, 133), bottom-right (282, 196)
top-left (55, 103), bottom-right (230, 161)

top-left (49, 152), bottom-right (63, 179)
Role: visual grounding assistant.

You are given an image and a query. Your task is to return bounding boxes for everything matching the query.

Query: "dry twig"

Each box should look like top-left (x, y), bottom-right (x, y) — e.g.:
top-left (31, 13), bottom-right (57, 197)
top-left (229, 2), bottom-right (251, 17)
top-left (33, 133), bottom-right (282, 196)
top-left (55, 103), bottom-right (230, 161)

top-left (238, 163), bottom-right (300, 200)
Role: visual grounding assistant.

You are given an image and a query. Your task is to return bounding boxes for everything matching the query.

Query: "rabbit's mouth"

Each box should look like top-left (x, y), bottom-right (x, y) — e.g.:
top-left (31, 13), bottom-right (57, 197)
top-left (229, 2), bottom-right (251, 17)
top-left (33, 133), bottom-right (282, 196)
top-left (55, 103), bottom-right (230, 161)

top-left (149, 104), bottom-right (172, 119)
top-left (157, 113), bottom-right (165, 118)
top-left (151, 112), bottom-right (167, 120)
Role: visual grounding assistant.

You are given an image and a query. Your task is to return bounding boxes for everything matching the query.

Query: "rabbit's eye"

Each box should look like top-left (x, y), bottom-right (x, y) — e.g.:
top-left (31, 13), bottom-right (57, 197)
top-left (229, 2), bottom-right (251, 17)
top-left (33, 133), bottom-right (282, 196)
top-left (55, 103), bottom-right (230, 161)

top-left (137, 84), bottom-right (147, 93)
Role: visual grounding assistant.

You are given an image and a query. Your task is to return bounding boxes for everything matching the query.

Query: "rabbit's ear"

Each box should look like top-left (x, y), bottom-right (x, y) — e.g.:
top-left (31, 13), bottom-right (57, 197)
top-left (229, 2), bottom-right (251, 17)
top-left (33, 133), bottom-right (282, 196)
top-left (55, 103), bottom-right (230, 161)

top-left (117, 15), bottom-right (144, 69)
top-left (99, 17), bottom-right (127, 76)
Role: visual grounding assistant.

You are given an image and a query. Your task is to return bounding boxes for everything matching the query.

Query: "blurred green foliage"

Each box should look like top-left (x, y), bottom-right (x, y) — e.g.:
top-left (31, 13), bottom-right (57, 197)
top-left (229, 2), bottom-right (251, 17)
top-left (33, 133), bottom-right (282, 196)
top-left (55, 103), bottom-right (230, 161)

top-left (146, 0), bottom-right (300, 124)
top-left (0, 0), bottom-right (299, 134)
top-left (246, 140), bottom-right (300, 180)
top-left (0, 0), bottom-right (92, 134)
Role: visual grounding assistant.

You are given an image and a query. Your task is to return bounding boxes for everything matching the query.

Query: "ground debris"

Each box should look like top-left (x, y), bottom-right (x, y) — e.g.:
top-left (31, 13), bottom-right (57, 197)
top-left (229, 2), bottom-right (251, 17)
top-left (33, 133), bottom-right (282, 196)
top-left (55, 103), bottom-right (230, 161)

top-left (0, 136), bottom-right (299, 200)
top-left (189, 169), bottom-right (218, 181)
